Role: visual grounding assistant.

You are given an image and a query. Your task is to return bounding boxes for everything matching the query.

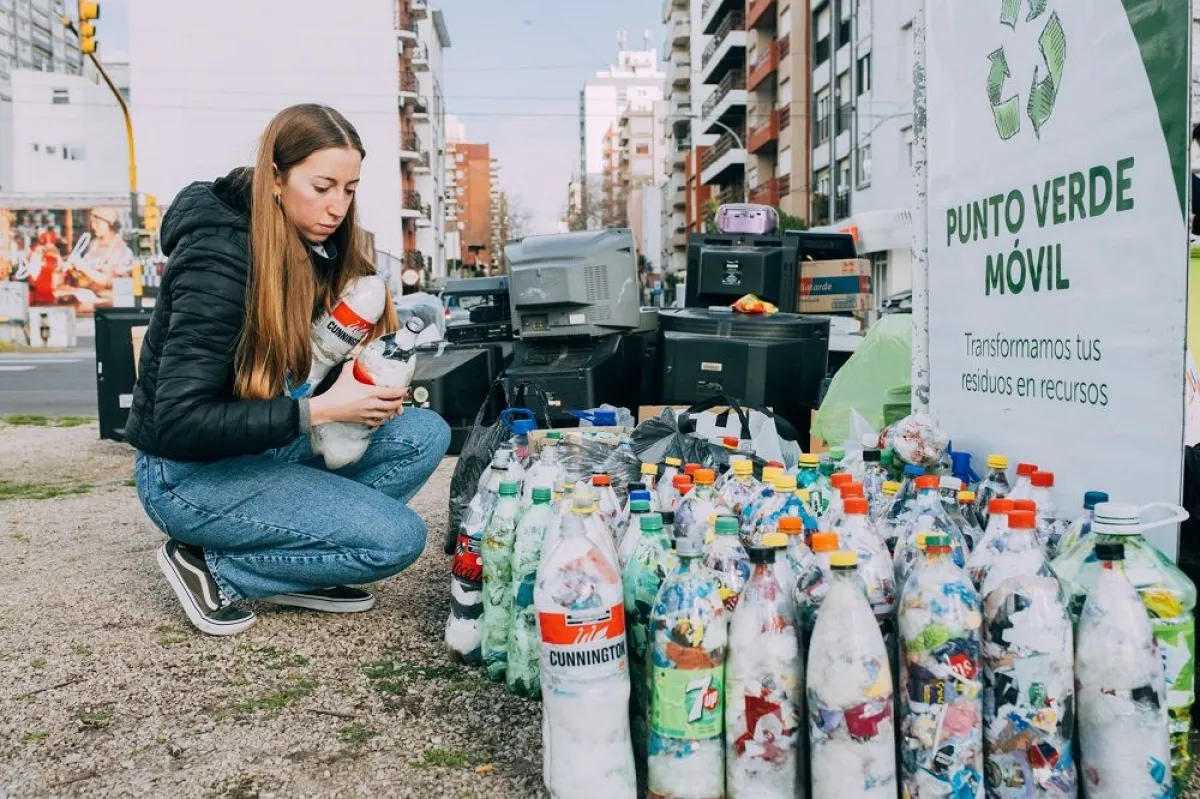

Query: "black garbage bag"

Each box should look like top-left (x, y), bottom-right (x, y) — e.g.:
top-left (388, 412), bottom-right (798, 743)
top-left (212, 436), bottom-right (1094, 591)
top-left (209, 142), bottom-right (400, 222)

top-left (629, 407), bottom-right (716, 469)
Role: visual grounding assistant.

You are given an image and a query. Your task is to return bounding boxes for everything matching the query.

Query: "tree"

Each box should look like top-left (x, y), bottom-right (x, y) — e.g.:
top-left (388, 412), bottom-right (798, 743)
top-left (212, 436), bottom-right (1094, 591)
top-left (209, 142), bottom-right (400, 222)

top-left (775, 208), bottom-right (809, 232)
top-left (507, 194), bottom-right (533, 240)
top-left (565, 182), bottom-right (605, 232)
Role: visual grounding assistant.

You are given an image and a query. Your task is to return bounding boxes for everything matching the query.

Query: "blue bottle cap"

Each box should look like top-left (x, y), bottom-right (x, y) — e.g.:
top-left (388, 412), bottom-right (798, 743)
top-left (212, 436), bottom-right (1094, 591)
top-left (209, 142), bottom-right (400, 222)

top-left (592, 410), bottom-right (618, 426)
top-left (512, 419), bottom-right (536, 435)
top-left (903, 464), bottom-right (925, 477)
top-left (630, 490), bottom-right (652, 502)
top-left (1083, 490), bottom-right (1109, 509)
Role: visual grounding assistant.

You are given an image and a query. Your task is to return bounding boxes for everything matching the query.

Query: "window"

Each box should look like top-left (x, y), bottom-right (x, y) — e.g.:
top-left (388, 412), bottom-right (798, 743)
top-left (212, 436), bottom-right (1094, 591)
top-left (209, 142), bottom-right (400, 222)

top-left (814, 88), bottom-right (831, 145)
top-left (857, 52), bottom-right (871, 96)
top-left (902, 125), bottom-right (914, 167)
top-left (836, 71), bottom-right (852, 135)
top-left (812, 168), bottom-right (831, 225)
top-left (836, 0), bottom-right (852, 47)
top-left (813, 6), bottom-right (831, 67)
top-left (635, 143), bottom-right (650, 155)
top-left (856, 142), bottom-right (871, 187)
top-left (871, 251), bottom-right (888, 308)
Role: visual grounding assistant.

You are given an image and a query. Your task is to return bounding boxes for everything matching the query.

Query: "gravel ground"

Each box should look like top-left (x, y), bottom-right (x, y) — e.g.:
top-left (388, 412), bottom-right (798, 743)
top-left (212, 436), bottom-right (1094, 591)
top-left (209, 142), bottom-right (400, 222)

top-left (0, 422), bottom-right (545, 798)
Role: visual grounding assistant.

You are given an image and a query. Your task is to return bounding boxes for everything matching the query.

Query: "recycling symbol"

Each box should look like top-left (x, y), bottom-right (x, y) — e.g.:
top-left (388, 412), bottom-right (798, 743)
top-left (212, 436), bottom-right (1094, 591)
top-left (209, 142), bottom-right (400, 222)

top-left (986, 0), bottom-right (1067, 140)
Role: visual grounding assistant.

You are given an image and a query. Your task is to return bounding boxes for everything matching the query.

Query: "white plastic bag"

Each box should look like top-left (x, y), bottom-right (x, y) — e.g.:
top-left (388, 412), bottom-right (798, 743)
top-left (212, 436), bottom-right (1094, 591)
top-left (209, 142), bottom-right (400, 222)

top-left (692, 408), bottom-right (793, 468)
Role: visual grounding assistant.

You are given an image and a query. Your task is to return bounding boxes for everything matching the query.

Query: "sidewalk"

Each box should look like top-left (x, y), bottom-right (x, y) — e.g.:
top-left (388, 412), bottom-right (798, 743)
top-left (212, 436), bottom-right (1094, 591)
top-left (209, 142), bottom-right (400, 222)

top-left (0, 422), bottom-right (544, 797)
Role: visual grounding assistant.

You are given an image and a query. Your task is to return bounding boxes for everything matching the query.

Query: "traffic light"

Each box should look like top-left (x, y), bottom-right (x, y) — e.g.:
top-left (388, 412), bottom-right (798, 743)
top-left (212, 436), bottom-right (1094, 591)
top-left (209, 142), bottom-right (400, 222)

top-left (77, 1), bottom-right (99, 55)
top-left (143, 194), bottom-right (160, 233)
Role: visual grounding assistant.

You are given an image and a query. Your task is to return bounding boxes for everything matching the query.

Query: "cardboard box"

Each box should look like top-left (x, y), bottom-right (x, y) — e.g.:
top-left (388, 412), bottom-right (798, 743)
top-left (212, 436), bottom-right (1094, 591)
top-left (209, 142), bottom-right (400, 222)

top-left (800, 275), bottom-right (872, 296)
top-left (797, 293), bottom-right (873, 314)
top-left (798, 258), bottom-right (872, 314)
top-left (800, 257), bottom-right (872, 278)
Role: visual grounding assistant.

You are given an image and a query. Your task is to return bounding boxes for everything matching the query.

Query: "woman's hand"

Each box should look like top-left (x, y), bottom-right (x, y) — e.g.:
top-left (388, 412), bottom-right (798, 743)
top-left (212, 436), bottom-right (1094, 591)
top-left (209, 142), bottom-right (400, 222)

top-left (308, 360), bottom-right (407, 427)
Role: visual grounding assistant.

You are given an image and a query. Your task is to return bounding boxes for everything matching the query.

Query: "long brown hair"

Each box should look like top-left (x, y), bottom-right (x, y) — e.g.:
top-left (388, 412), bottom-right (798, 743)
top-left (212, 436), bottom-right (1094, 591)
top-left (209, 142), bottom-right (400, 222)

top-left (234, 103), bottom-right (397, 399)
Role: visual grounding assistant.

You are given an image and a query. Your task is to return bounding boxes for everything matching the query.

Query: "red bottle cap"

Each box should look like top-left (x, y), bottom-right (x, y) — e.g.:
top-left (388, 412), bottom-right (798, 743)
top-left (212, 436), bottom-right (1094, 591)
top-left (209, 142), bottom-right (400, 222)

top-left (1031, 471), bottom-right (1054, 488)
top-left (592, 474), bottom-right (611, 487)
top-left (831, 473), bottom-right (853, 488)
top-left (1008, 510), bottom-right (1036, 529)
top-left (844, 498), bottom-right (869, 515)
top-left (989, 498), bottom-right (1014, 514)
top-left (683, 463), bottom-right (701, 475)
top-left (915, 476), bottom-right (940, 491)
top-left (1012, 499), bottom-right (1037, 513)
top-left (1016, 462), bottom-right (1038, 477)
top-left (693, 468), bottom-right (716, 485)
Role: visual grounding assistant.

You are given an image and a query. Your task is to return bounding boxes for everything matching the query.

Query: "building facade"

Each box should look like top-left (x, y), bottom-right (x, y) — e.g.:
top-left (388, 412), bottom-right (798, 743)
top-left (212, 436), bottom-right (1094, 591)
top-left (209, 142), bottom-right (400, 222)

top-left (411, 4), bottom-right (451, 282)
top-left (446, 141), bottom-right (493, 269)
top-left (0, 0), bottom-right (83, 99)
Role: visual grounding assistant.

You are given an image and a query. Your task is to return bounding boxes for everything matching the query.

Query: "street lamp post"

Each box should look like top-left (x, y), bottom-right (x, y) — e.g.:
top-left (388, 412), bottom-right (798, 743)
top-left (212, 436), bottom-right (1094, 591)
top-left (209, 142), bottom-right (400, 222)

top-left (669, 114), bottom-right (748, 203)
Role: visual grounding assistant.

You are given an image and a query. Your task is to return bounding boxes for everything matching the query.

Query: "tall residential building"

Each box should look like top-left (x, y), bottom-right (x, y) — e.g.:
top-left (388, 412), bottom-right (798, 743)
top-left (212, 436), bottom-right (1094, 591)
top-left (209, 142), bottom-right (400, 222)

top-left (411, 4), bottom-right (451, 281)
top-left (697, 0), bottom-right (747, 206)
top-left (609, 101), bottom-right (666, 260)
top-left (442, 113), bottom-right (466, 269)
top-left (446, 141), bottom-right (493, 269)
top-left (489, 159), bottom-right (509, 271)
top-left (0, 0), bottom-right (83, 99)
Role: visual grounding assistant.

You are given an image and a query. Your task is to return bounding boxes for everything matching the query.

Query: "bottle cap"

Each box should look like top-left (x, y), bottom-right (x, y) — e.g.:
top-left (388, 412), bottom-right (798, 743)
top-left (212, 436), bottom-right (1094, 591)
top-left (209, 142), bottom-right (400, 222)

top-left (916, 532), bottom-right (929, 548)
top-left (831, 473), bottom-right (853, 488)
top-left (664, 456), bottom-right (682, 467)
top-left (795, 488), bottom-right (811, 501)
top-left (627, 481), bottom-right (646, 491)
top-left (641, 463), bottom-right (658, 476)
top-left (830, 446), bottom-right (846, 460)
top-left (1031, 470), bottom-right (1054, 488)
top-left (660, 511), bottom-right (676, 525)
top-left (844, 497), bottom-right (869, 515)
top-left (499, 481), bottom-right (519, 496)
top-left (939, 476), bottom-right (963, 491)
top-left (630, 500), bottom-right (651, 513)
top-left (531, 487), bottom-right (551, 503)
top-left (630, 490), bottom-right (652, 502)
top-left (546, 431), bottom-right (562, 440)
top-left (571, 491), bottom-right (593, 512)
top-left (811, 532), bottom-right (839, 553)
top-left (639, 512), bottom-right (663, 531)
top-left (1091, 502), bottom-right (1143, 535)
top-left (989, 498), bottom-right (1014, 514)
top-left (925, 533), bottom-right (952, 549)
top-left (1095, 541), bottom-right (1125, 561)
top-left (492, 448), bottom-right (513, 466)
top-left (882, 481), bottom-right (900, 495)
top-left (747, 546), bottom-right (776, 564)
top-left (674, 537), bottom-right (703, 556)
top-left (732, 460), bottom-right (754, 476)
top-left (683, 463), bottom-right (701, 475)
top-left (512, 419), bottom-right (536, 435)
top-left (987, 454), bottom-right (1009, 470)
top-left (863, 449), bottom-right (881, 463)
top-left (840, 483), bottom-right (865, 499)
top-left (1008, 510), bottom-right (1036, 529)
top-left (958, 490), bottom-right (975, 502)
top-left (715, 515), bottom-right (739, 535)
top-left (1016, 462), bottom-right (1038, 477)
top-left (881, 450), bottom-right (895, 465)
top-left (693, 468), bottom-right (716, 485)
top-left (767, 460), bottom-right (784, 468)
top-left (761, 532), bottom-right (787, 548)
top-left (762, 466), bottom-right (783, 484)
top-left (672, 475), bottom-right (693, 489)
top-left (773, 474), bottom-right (798, 491)
top-left (904, 464), bottom-right (925, 477)
top-left (830, 551), bottom-right (858, 569)
top-left (915, 476), bottom-right (939, 491)
top-left (591, 474), bottom-right (612, 487)
top-left (722, 435), bottom-right (740, 448)
top-left (1012, 499), bottom-right (1037, 513)
top-left (778, 516), bottom-right (803, 534)
top-left (1082, 490), bottom-right (1109, 510)
top-left (799, 454), bottom-right (820, 467)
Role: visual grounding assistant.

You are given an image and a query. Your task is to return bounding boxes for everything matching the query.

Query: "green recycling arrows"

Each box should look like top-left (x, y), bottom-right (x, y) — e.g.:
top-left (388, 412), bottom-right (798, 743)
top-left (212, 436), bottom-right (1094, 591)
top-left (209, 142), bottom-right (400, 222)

top-left (989, 1), bottom-right (1066, 141)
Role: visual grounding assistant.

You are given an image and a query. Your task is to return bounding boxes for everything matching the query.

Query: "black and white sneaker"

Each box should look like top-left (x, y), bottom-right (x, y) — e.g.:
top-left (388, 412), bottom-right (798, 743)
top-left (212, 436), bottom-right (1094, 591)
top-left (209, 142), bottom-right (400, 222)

top-left (156, 540), bottom-right (257, 636)
top-left (262, 586), bottom-right (376, 613)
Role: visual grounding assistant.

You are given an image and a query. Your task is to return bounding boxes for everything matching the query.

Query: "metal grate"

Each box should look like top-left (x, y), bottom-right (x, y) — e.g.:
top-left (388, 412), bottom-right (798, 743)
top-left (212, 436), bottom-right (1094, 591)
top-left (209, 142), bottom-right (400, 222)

top-left (586, 305), bottom-right (612, 322)
top-left (582, 264), bottom-right (609, 302)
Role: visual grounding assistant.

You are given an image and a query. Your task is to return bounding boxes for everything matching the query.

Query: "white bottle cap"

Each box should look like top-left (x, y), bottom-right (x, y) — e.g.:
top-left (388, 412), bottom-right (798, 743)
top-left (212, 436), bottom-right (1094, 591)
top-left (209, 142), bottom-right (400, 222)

top-left (1091, 502), bottom-right (1142, 535)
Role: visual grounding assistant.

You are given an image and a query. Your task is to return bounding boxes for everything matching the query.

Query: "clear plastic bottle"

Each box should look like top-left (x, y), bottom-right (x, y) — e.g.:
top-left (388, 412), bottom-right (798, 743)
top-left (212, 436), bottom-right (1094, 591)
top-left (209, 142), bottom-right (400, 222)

top-left (1053, 490), bottom-right (1109, 559)
top-left (718, 459), bottom-right (763, 518)
top-left (937, 475), bottom-right (963, 515)
top-left (657, 457), bottom-right (683, 509)
top-left (979, 508), bottom-right (1077, 796)
top-left (639, 463), bottom-right (661, 511)
top-left (892, 476), bottom-right (968, 590)
top-left (966, 497), bottom-right (1014, 589)
top-left (743, 473), bottom-right (797, 544)
top-left (773, 517), bottom-right (812, 607)
top-left (898, 533), bottom-right (984, 798)
top-left (808, 551), bottom-right (897, 799)
top-left (861, 449), bottom-right (889, 517)
top-left (796, 531), bottom-right (839, 633)
top-left (540, 481), bottom-right (577, 573)
top-left (661, 474), bottom-right (693, 513)
top-left (1029, 470), bottom-right (1067, 554)
top-left (507, 487), bottom-right (554, 698)
top-left (616, 499), bottom-right (653, 569)
top-left (537, 491), bottom-right (636, 798)
top-left (1076, 540), bottom-right (1172, 798)
top-left (445, 493), bottom-right (487, 664)
top-left (482, 481), bottom-right (522, 681)
top-left (726, 546), bottom-right (804, 798)
top-left (674, 468), bottom-right (720, 544)
top-left (649, 536), bottom-right (727, 799)
top-left (616, 489), bottom-right (652, 552)
top-left (821, 480), bottom-right (864, 534)
top-left (1009, 461), bottom-right (1038, 501)
top-left (622, 512), bottom-right (675, 795)
top-left (973, 453), bottom-right (1012, 528)
top-left (509, 418), bottom-right (536, 468)
top-left (1051, 501), bottom-right (1195, 792)
top-left (476, 447), bottom-right (524, 509)
top-left (879, 465), bottom-right (926, 553)
top-left (523, 441), bottom-right (566, 506)
top-left (953, 490), bottom-right (985, 552)
top-left (704, 515), bottom-right (752, 615)
top-left (873, 480), bottom-right (900, 525)
top-left (290, 274), bottom-right (388, 398)
top-left (838, 498), bottom-right (897, 624)
top-left (808, 466), bottom-right (839, 520)
top-left (661, 510), bottom-right (676, 542)
top-left (591, 473), bottom-right (624, 544)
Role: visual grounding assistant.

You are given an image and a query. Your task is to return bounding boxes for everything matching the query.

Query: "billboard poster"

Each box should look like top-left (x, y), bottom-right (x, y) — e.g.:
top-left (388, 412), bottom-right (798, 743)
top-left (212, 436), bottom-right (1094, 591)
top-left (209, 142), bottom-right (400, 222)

top-left (924, 0), bottom-right (1190, 556)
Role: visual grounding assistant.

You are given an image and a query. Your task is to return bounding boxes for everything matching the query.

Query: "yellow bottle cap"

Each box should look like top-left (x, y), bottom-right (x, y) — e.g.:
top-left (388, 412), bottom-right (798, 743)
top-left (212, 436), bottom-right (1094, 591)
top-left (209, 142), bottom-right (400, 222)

top-left (916, 531), bottom-right (930, 548)
top-left (664, 456), bottom-right (682, 467)
top-left (641, 463), bottom-right (658, 476)
top-left (732, 460), bottom-right (754, 476)
top-left (773, 475), bottom-right (798, 491)
top-left (958, 490), bottom-right (975, 502)
top-left (830, 551), bottom-right (858, 568)
top-left (761, 532), bottom-right (787, 548)
top-left (800, 454), bottom-right (820, 466)
top-left (882, 481), bottom-right (900, 495)
top-left (795, 489), bottom-right (811, 501)
top-left (762, 466), bottom-right (783, 484)
top-left (987, 454), bottom-right (1009, 470)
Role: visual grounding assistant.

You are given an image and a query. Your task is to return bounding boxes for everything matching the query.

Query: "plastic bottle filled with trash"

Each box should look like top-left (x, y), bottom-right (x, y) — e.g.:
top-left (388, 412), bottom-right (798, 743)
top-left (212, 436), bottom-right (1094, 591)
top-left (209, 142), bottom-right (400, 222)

top-left (539, 481), bottom-right (577, 573)
top-left (973, 454), bottom-right (1012, 528)
top-left (838, 498), bottom-right (897, 626)
top-left (660, 510), bottom-right (676, 541)
top-left (289, 274), bottom-right (388, 399)
top-left (622, 512), bottom-right (675, 794)
top-left (476, 447), bottom-right (523, 511)
top-left (446, 493), bottom-right (487, 664)
top-left (772, 518), bottom-right (812, 608)
top-left (638, 463), bottom-right (661, 511)
top-left (967, 497), bottom-right (1015, 589)
top-left (704, 514), bottom-right (752, 615)
top-left (536, 488), bottom-right (636, 798)
top-left (897, 532), bottom-right (984, 798)
top-left (808, 550), bottom-right (897, 799)
top-left (821, 473), bottom-right (854, 525)
top-left (893, 476), bottom-right (968, 590)
top-left (1052, 501), bottom-right (1195, 791)
top-left (937, 475), bottom-right (962, 515)
top-left (796, 531), bottom-right (839, 633)
top-left (616, 498), bottom-right (654, 569)
top-left (880, 465), bottom-right (926, 553)
top-left (796, 452), bottom-right (823, 489)
top-left (1027, 470), bottom-right (1066, 554)
top-left (809, 466), bottom-right (839, 520)
top-left (1075, 540), bottom-right (1172, 799)
top-left (952, 490), bottom-right (985, 552)
top-left (574, 488), bottom-right (620, 572)
top-left (978, 509), bottom-right (1077, 796)
top-left (743, 473), bottom-right (798, 545)
top-left (660, 474), bottom-right (693, 514)
top-left (591, 473), bottom-right (624, 543)
top-left (718, 459), bottom-right (763, 518)
top-left (726, 545), bottom-right (804, 798)
top-left (657, 457), bottom-right (683, 509)
top-left (674, 468), bottom-right (721, 543)
top-left (874, 480), bottom-right (900, 525)
top-left (683, 462), bottom-right (702, 481)
top-left (508, 418), bottom-right (536, 468)
top-left (482, 481), bottom-right (522, 681)
top-left (862, 449), bottom-right (889, 515)
top-left (1052, 490), bottom-right (1109, 560)
top-left (1009, 462), bottom-right (1038, 501)
top-left (508, 486), bottom-right (554, 698)
top-left (524, 441), bottom-right (566, 505)
top-left (649, 536), bottom-right (727, 799)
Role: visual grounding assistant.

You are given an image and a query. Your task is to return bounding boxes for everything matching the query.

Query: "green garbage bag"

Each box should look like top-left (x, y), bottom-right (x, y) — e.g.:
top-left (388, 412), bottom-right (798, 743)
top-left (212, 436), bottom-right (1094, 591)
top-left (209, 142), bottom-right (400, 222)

top-left (813, 313), bottom-right (912, 448)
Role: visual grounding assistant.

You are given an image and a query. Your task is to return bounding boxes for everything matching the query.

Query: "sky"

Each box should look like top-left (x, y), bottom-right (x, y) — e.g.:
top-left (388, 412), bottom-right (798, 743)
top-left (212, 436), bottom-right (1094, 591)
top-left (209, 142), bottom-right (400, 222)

top-left (94, 0), bottom-right (661, 234)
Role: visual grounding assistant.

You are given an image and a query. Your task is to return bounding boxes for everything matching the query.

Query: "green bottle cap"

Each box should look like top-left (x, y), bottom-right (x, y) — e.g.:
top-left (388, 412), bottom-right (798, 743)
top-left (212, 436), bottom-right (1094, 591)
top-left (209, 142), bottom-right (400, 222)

top-left (531, 487), bottom-right (551, 503)
top-left (546, 431), bottom-right (562, 440)
top-left (630, 500), bottom-right (651, 513)
top-left (715, 515), bottom-right (739, 535)
top-left (499, 481), bottom-right (519, 497)
top-left (640, 512), bottom-right (663, 532)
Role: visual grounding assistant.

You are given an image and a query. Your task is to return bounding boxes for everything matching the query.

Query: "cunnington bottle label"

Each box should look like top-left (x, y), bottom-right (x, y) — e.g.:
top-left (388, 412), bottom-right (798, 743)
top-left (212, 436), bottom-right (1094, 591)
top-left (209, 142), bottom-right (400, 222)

top-left (538, 604), bottom-right (628, 681)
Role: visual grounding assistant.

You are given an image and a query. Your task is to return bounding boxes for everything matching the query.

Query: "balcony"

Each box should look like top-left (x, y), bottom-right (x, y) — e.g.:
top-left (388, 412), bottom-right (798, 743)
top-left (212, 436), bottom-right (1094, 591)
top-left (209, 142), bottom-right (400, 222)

top-left (700, 0), bottom-right (740, 35)
top-left (417, 202), bottom-right (432, 228)
top-left (749, 176), bottom-right (783, 206)
top-left (413, 151), bottom-right (431, 174)
top-left (671, 59), bottom-right (691, 88)
top-left (700, 12), bottom-right (746, 85)
top-left (399, 131), bottom-right (422, 161)
top-left (395, 11), bottom-right (417, 44)
top-left (748, 108), bottom-right (780, 153)
top-left (700, 130), bottom-right (747, 186)
top-left (670, 11), bottom-right (691, 46)
top-left (779, 33), bottom-right (790, 59)
top-left (702, 70), bottom-right (746, 134)
top-left (401, 189), bottom-right (423, 219)
top-left (835, 188), bottom-right (851, 221)
top-left (663, 0), bottom-right (688, 23)
top-left (412, 43), bottom-right (429, 71)
top-left (398, 71), bottom-right (419, 106)
top-left (779, 102), bottom-right (791, 131)
top-left (411, 0), bottom-right (428, 20)
top-left (747, 0), bottom-right (777, 30)
top-left (412, 90), bottom-right (430, 119)
top-left (747, 39), bottom-right (778, 91)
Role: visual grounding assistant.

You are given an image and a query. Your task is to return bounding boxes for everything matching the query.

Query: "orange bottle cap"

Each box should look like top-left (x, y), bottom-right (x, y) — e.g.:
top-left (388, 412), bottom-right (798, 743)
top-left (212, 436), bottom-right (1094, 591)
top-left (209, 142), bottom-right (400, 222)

top-left (989, 498), bottom-right (1014, 514)
top-left (1008, 510), bottom-right (1036, 529)
top-left (844, 498), bottom-right (869, 515)
top-left (811, 532), bottom-right (839, 552)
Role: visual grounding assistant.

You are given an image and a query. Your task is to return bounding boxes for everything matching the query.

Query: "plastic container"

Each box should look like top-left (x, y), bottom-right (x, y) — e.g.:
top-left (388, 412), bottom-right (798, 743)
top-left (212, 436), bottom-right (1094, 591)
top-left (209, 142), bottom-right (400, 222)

top-left (742, 473), bottom-right (798, 545)
top-left (508, 487), bottom-right (554, 698)
top-left (979, 509), bottom-right (1077, 795)
top-left (897, 533), bottom-right (984, 798)
top-left (481, 481), bottom-right (522, 681)
top-left (1009, 461), bottom-right (1038, 501)
top-left (616, 499), bottom-right (654, 569)
top-left (1053, 490), bottom-right (1109, 559)
top-left (591, 473), bottom-right (624, 545)
top-left (639, 463), bottom-right (661, 511)
top-left (973, 453), bottom-right (1012, 527)
top-left (292, 273), bottom-right (388, 398)
top-left (537, 486), bottom-right (636, 798)
top-left (953, 490), bottom-right (985, 552)
top-left (1029, 470), bottom-right (1067, 554)
top-left (524, 442), bottom-right (566, 506)
top-left (1051, 501), bottom-right (1194, 791)
top-left (725, 546), bottom-right (804, 797)
top-left (718, 459), bottom-right (763, 518)
top-left (837, 498), bottom-right (897, 623)
top-left (808, 551), bottom-right (897, 798)
top-left (649, 537), bottom-right (728, 798)
top-left (445, 493), bottom-right (487, 664)
top-left (704, 515), bottom-right (752, 615)
top-left (773, 517), bottom-right (813, 611)
top-left (796, 531), bottom-right (839, 632)
top-left (674, 468), bottom-right (720, 544)
top-left (879, 465), bottom-right (925, 553)
top-left (819, 477), bottom-right (859, 533)
top-left (657, 457), bottom-right (683, 510)
top-left (661, 474), bottom-right (694, 513)
top-left (1076, 541), bottom-right (1172, 798)
top-left (509, 418), bottom-right (537, 467)
top-left (966, 498), bottom-right (1015, 589)
top-left (892, 476), bottom-right (968, 591)
top-left (861, 449), bottom-right (889, 517)
top-left (873, 480), bottom-right (900, 525)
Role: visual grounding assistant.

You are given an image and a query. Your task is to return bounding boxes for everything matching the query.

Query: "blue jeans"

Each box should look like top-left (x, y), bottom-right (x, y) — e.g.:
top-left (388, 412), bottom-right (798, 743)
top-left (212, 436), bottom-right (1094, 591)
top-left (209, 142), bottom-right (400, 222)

top-left (134, 409), bottom-right (451, 602)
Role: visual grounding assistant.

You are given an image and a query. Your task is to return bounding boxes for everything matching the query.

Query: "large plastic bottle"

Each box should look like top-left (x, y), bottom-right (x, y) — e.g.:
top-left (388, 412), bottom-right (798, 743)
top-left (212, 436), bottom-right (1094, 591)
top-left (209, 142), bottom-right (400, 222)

top-left (952, 490), bottom-right (985, 552)
top-left (704, 514), bottom-right (752, 615)
top-left (572, 488), bottom-right (620, 571)
top-left (657, 457), bottom-right (683, 509)
top-left (897, 533), bottom-right (984, 798)
top-left (879, 465), bottom-right (926, 552)
top-left (616, 499), bottom-right (653, 569)
top-left (289, 273), bottom-right (387, 399)
top-left (743, 473), bottom-right (798, 544)
top-left (796, 531), bottom-right (839, 633)
top-left (892, 475), bottom-right (968, 590)
top-left (1052, 489), bottom-right (1109, 559)
top-left (1051, 501), bottom-right (1195, 792)
top-left (772, 517), bottom-right (812, 606)
top-left (622, 512), bottom-right (675, 794)
top-left (937, 475), bottom-right (963, 517)
top-left (808, 551), bottom-right (897, 799)
top-left (674, 468), bottom-right (720, 543)
top-left (1008, 461), bottom-right (1038, 501)
top-left (718, 459), bottom-right (763, 518)
top-left (1076, 540), bottom-right (1172, 798)
top-left (837, 498), bottom-right (897, 625)
top-left (979, 509), bottom-right (1077, 796)
top-left (524, 442), bottom-right (566, 505)
top-left (477, 447), bottom-right (523, 509)
top-left (536, 491), bottom-right (636, 798)
top-left (639, 463), bottom-right (661, 511)
top-left (445, 493), bottom-right (487, 664)
top-left (481, 481), bottom-right (522, 681)
top-left (649, 536), bottom-right (727, 799)
top-left (661, 474), bottom-right (693, 513)
top-left (1029, 470), bottom-right (1067, 554)
top-left (973, 453), bottom-right (1012, 528)
top-left (861, 449), bottom-right (889, 517)
top-left (874, 480), bottom-right (900, 526)
top-left (509, 418), bottom-right (536, 468)
top-left (508, 486), bottom-right (554, 698)
top-left (966, 498), bottom-right (1014, 589)
top-left (725, 546), bottom-right (804, 798)
top-left (591, 473), bottom-right (624, 543)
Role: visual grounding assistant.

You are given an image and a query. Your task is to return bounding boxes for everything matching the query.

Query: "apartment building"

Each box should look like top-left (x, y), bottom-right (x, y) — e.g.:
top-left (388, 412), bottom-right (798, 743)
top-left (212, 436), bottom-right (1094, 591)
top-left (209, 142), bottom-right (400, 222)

top-left (411, 3), bottom-right (451, 281)
top-left (488, 158), bottom-right (509, 271)
top-left (446, 141), bottom-right (493, 269)
top-left (0, 0), bottom-right (83, 99)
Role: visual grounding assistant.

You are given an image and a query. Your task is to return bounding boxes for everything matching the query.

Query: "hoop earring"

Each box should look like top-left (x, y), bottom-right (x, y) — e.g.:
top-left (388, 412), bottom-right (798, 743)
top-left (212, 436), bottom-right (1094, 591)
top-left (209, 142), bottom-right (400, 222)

top-left (273, 192), bottom-right (282, 207)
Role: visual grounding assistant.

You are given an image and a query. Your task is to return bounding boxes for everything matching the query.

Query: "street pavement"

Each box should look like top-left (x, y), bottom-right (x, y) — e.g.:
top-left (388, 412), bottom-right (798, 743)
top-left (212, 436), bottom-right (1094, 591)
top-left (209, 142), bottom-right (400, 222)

top-left (0, 339), bottom-right (97, 417)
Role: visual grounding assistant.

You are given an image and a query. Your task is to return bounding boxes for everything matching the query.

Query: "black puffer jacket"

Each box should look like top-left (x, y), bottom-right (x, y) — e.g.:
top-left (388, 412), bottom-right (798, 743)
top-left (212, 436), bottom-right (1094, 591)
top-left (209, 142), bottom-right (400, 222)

top-left (124, 168), bottom-right (303, 461)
